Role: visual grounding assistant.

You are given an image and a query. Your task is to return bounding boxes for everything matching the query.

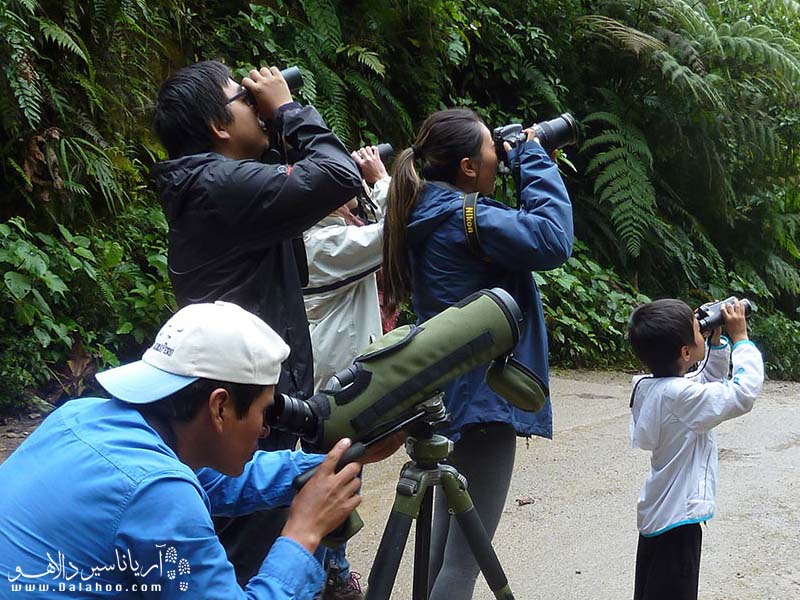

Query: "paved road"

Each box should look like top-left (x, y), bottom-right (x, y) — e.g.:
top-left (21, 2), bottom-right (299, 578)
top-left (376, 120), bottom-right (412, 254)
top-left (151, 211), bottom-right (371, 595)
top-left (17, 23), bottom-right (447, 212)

top-left (347, 371), bottom-right (800, 599)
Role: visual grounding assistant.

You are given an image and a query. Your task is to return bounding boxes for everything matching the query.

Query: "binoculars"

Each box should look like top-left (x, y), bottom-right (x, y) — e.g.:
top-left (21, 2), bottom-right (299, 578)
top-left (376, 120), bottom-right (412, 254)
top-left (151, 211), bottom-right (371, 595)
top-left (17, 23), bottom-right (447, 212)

top-left (280, 66), bottom-right (303, 92)
top-left (696, 297), bottom-right (753, 334)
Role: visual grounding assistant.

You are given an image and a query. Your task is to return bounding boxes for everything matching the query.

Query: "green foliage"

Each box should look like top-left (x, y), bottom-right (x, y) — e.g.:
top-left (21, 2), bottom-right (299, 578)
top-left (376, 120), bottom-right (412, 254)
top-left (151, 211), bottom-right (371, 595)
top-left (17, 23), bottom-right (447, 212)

top-left (2, 0), bottom-right (800, 412)
top-left (0, 206), bottom-right (174, 410)
top-left (750, 311), bottom-right (800, 380)
top-left (582, 110), bottom-right (657, 257)
top-left (222, 1), bottom-right (413, 147)
top-left (535, 241), bottom-right (650, 368)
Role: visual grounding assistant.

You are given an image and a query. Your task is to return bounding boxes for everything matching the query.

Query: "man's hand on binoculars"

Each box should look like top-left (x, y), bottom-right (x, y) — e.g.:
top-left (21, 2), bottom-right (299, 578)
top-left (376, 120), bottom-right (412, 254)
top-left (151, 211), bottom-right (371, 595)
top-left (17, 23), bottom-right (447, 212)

top-left (721, 301), bottom-right (748, 344)
top-left (351, 146), bottom-right (388, 185)
top-left (242, 66), bottom-right (293, 121)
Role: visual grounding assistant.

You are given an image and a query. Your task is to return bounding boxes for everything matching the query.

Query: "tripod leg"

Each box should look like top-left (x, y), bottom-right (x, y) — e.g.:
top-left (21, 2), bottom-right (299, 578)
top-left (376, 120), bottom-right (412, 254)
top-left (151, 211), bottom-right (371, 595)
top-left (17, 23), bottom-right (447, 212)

top-left (367, 509), bottom-right (413, 600)
top-left (440, 469), bottom-right (515, 600)
top-left (412, 487), bottom-right (434, 600)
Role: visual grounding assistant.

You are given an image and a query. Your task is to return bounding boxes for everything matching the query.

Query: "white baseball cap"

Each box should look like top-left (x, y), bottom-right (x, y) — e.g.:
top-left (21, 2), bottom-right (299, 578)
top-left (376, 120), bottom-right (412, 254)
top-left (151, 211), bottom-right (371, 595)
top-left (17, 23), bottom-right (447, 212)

top-left (96, 302), bottom-right (290, 404)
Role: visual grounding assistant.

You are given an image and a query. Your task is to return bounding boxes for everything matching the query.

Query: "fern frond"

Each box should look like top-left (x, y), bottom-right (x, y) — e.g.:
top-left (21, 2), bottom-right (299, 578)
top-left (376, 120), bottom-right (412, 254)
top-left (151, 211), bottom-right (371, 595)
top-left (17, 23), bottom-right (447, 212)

top-left (311, 59), bottom-right (351, 146)
top-left (364, 75), bottom-right (413, 137)
top-left (582, 131), bottom-right (653, 167)
top-left (298, 0), bottom-right (342, 57)
top-left (765, 253), bottom-right (800, 293)
top-left (346, 46), bottom-right (386, 77)
top-left (717, 21), bottom-right (800, 89)
top-left (7, 157), bottom-right (32, 189)
top-left (650, 50), bottom-right (726, 110)
top-left (579, 15), bottom-right (667, 56)
top-left (649, 0), bottom-right (721, 55)
top-left (521, 62), bottom-right (561, 111)
top-left (582, 116), bottom-right (657, 257)
top-left (36, 19), bottom-right (87, 63)
top-left (343, 69), bottom-right (377, 106)
top-left (16, 0), bottom-right (38, 14)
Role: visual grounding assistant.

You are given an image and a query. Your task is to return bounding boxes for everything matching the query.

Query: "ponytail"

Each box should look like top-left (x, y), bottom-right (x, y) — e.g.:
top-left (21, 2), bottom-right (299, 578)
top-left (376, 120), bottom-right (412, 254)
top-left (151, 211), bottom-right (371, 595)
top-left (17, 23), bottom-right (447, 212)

top-left (382, 108), bottom-right (486, 314)
top-left (382, 147), bottom-right (421, 314)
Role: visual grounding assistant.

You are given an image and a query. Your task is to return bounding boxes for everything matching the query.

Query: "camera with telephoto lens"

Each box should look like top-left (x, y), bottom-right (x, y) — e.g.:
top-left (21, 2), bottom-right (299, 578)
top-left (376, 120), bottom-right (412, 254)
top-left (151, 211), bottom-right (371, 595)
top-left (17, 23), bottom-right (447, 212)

top-left (493, 113), bottom-right (579, 174)
top-left (696, 296), bottom-right (753, 334)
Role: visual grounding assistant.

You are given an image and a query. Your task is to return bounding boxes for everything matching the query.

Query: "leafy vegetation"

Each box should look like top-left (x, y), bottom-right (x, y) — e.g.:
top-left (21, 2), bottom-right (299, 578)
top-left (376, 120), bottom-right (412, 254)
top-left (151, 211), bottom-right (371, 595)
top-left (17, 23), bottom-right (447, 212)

top-left (1, 0), bottom-right (799, 411)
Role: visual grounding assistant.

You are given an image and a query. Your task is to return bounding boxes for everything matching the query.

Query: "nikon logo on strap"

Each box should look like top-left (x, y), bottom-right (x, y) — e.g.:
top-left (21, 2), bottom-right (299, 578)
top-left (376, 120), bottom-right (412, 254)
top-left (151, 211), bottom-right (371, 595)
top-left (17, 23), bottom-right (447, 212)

top-left (462, 192), bottom-right (488, 260)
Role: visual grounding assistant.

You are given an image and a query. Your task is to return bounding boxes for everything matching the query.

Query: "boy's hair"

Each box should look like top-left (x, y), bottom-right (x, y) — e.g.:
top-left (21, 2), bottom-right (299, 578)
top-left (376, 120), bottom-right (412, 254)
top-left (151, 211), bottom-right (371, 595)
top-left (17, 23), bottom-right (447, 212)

top-left (153, 60), bottom-right (234, 159)
top-left (628, 299), bottom-right (696, 376)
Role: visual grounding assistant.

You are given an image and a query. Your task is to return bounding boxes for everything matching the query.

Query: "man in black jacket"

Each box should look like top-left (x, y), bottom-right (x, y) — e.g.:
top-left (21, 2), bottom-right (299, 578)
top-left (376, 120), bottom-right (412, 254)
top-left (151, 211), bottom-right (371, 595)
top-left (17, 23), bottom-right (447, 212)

top-left (151, 60), bottom-right (363, 591)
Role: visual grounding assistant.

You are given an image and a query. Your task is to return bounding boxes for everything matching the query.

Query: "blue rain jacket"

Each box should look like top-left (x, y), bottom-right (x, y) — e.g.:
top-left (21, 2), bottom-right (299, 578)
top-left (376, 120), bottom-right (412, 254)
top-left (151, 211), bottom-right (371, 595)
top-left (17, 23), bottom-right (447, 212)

top-left (407, 141), bottom-right (573, 441)
top-left (0, 397), bottom-right (325, 599)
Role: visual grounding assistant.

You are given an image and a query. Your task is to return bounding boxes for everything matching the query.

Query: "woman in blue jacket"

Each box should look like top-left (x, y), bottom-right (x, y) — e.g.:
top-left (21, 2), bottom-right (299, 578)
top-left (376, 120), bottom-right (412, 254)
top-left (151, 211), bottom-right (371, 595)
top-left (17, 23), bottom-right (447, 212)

top-left (382, 108), bottom-right (573, 599)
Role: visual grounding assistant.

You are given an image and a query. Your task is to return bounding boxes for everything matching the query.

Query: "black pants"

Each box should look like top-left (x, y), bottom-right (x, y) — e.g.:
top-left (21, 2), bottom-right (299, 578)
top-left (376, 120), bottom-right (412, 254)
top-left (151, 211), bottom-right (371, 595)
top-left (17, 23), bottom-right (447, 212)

top-left (633, 523), bottom-right (702, 600)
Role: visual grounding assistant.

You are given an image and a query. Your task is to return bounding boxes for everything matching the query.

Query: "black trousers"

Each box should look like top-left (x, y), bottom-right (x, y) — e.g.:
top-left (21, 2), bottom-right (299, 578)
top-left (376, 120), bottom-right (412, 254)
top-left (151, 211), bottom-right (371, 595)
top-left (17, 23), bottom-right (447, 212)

top-left (633, 523), bottom-right (702, 600)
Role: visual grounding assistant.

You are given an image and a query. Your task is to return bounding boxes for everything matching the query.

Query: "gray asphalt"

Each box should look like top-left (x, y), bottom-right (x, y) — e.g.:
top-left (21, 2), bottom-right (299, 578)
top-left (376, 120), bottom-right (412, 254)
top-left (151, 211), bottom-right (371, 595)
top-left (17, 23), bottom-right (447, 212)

top-left (347, 370), bottom-right (800, 599)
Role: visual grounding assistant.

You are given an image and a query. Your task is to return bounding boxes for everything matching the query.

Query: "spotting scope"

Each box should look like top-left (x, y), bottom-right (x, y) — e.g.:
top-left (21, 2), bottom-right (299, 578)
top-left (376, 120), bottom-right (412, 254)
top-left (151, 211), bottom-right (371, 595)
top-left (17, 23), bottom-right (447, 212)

top-left (267, 288), bottom-right (547, 454)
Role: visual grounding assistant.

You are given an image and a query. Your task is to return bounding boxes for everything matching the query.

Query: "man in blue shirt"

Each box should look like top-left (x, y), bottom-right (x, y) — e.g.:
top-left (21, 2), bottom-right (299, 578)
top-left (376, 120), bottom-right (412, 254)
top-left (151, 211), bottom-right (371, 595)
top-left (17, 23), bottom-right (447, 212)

top-left (0, 302), bottom-right (393, 599)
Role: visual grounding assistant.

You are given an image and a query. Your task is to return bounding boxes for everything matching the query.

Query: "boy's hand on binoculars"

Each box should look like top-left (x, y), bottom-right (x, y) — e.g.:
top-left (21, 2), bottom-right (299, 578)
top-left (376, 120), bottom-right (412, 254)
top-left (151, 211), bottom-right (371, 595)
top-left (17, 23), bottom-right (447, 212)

top-left (352, 146), bottom-right (387, 185)
top-left (721, 301), bottom-right (748, 344)
top-left (283, 438), bottom-right (362, 553)
top-left (242, 66), bottom-right (293, 120)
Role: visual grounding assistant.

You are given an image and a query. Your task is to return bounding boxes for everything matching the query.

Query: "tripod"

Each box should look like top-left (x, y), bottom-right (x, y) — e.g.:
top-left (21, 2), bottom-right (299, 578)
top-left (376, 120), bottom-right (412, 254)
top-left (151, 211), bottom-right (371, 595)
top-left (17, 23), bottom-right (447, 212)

top-left (366, 396), bottom-right (515, 600)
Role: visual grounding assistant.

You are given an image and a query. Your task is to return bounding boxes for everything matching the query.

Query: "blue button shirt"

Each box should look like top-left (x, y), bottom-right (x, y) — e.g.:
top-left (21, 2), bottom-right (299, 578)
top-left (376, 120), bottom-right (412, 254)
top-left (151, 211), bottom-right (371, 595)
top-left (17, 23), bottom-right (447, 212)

top-left (0, 397), bottom-right (325, 599)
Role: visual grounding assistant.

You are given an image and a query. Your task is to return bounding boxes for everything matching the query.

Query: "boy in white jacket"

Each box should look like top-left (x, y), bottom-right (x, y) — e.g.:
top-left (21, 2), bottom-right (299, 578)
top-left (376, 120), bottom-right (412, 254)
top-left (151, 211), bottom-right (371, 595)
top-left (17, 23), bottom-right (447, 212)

top-left (627, 298), bottom-right (763, 600)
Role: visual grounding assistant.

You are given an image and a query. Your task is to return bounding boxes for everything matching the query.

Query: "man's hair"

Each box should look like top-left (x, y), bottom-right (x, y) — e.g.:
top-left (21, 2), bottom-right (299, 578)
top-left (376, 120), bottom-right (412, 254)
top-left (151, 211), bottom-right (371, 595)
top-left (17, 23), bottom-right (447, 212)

top-left (153, 60), bottom-right (234, 159)
top-left (627, 299), bottom-right (696, 376)
top-left (144, 378), bottom-right (265, 423)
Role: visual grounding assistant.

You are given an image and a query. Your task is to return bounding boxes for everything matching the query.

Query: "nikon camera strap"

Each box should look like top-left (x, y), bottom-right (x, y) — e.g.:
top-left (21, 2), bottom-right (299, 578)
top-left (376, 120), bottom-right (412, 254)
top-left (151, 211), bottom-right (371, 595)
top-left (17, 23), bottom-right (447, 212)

top-left (462, 192), bottom-right (487, 260)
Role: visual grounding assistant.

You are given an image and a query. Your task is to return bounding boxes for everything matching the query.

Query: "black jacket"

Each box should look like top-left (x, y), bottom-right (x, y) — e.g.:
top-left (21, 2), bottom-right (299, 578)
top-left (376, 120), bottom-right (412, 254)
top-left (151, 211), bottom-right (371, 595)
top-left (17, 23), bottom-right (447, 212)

top-left (153, 103), bottom-right (362, 403)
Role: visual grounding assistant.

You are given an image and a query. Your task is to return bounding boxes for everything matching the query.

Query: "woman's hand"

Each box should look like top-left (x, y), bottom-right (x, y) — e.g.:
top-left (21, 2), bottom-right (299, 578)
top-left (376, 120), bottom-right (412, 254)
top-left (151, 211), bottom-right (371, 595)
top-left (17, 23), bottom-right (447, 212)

top-left (523, 127), bottom-right (541, 145)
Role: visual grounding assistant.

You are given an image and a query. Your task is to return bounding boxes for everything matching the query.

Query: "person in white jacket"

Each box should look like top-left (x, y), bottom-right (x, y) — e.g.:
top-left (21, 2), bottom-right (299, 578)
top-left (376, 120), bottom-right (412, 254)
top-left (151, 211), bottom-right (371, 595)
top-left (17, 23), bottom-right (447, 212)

top-left (302, 146), bottom-right (391, 599)
top-left (627, 298), bottom-right (763, 600)
top-left (303, 146), bottom-right (391, 391)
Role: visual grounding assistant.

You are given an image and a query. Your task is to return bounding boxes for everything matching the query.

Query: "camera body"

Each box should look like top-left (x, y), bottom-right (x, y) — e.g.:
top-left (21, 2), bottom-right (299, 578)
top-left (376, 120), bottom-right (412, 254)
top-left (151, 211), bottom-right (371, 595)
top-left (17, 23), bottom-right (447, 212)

top-left (493, 113), bottom-right (579, 174)
top-left (696, 296), bottom-right (753, 334)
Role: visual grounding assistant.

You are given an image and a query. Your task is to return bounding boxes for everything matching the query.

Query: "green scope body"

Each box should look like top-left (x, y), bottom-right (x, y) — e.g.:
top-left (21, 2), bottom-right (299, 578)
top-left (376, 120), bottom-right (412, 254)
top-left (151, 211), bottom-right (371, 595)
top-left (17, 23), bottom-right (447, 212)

top-left (268, 288), bottom-right (547, 452)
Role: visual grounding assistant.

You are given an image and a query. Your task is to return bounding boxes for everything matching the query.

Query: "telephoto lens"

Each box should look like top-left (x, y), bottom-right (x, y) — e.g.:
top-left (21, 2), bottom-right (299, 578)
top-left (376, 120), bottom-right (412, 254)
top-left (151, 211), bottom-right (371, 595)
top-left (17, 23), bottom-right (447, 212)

top-left (696, 296), bottom-right (753, 334)
top-left (532, 113), bottom-right (580, 155)
top-left (280, 66), bottom-right (304, 92)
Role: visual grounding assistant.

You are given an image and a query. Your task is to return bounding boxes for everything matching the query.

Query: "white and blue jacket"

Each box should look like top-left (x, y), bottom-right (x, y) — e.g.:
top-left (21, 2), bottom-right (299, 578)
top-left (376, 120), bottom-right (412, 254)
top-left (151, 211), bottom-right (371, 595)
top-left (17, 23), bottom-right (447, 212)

top-left (630, 339), bottom-right (764, 536)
